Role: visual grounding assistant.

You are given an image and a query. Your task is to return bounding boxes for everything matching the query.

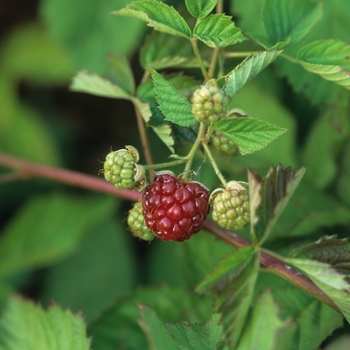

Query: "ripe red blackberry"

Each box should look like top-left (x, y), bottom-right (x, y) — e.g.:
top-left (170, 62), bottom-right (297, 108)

top-left (142, 173), bottom-right (210, 242)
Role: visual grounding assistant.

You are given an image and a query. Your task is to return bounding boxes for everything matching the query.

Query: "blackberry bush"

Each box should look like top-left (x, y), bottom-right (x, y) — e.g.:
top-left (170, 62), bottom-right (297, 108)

top-left (0, 0), bottom-right (346, 348)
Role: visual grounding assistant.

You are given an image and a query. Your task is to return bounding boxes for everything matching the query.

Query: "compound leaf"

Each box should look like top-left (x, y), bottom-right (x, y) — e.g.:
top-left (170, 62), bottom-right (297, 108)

top-left (212, 117), bottom-right (287, 155)
top-left (194, 14), bottom-right (246, 48)
top-left (113, 0), bottom-right (191, 39)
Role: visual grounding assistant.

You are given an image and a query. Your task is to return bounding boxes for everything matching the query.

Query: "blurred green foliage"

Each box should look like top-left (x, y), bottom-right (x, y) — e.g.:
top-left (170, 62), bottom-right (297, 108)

top-left (0, 0), bottom-right (349, 349)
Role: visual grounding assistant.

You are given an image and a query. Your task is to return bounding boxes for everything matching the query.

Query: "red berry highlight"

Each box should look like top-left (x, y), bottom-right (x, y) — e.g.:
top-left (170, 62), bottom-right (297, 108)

top-left (142, 173), bottom-right (210, 242)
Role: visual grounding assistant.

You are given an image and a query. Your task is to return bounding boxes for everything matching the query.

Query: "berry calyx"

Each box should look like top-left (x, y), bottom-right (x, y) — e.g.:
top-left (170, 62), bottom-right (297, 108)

top-left (191, 80), bottom-right (228, 124)
top-left (210, 129), bottom-right (239, 157)
top-left (127, 202), bottom-right (155, 241)
top-left (103, 146), bottom-right (146, 190)
top-left (211, 181), bottom-right (250, 231)
top-left (142, 172), bottom-right (210, 242)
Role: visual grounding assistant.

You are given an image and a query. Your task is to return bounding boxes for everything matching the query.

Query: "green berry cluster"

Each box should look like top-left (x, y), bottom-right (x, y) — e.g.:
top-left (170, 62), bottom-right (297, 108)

top-left (211, 182), bottom-right (250, 231)
top-left (127, 202), bottom-right (154, 241)
top-left (210, 129), bottom-right (239, 157)
top-left (103, 146), bottom-right (146, 190)
top-left (191, 80), bottom-right (228, 124)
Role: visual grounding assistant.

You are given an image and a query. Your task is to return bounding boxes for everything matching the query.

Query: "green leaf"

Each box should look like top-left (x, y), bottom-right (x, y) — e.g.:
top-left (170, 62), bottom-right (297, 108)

top-left (0, 194), bottom-right (114, 277)
top-left (268, 0), bottom-right (350, 106)
top-left (262, 0), bottom-right (323, 46)
top-left (221, 51), bottom-right (281, 101)
top-left (0, 104), bottom-right (62, 166)
top-left (337, 139), bottom-right (350, 207)
top-left (149, 124), bottom-right (175, 153)
top-left (255, 274), bottom-right (343, 350)
top-left (166, 314), bottom-right (227, 350)
top-left (249, 164), bottom-right (306, 245)
top-left (290, 300), bottom-right (343, 350)
top-left (40, 216), bottom-right (137, 322)
top-left (107, 54), bottom-right (135, 95)
top-left (273, 180), bottom-right (350, 238)
top-left (70, 70), bottom-right (131, 99)
top-left (297, 39), bottom-right (350, 69)
top-left (113, 0), bottom-right (191, 39)
top-left (236, 290), bottom-right (290, 350)
top-left (194, 14), bottom-right (246, 48)
top-left (212, 117), bottom-right (287, 155)
top-left (296, 39), bottom-right (350, 90)
top-left (196, 247), bottom-right (259, 347)
top-left (140, 31), bottom-right (193, 69)
top-left (0, 294), bottom-right (90, 350)
top-left (185, 0), bottom-right (217, 19)
top-left (70, 71), bottom-right (152, 122)
top-left (289, 236), bottom-right (350, 275)
top-left (287, 258), bottom-right (350, 323)
top-left (40, 0), bottom-right (145, 74)
top-left (150, 68), bottom-right (197, 126)
top-left (302, 107), bottom-right (350, 188)
top-left (137, 73), bottom-right (199, 147)
top-left (138, 305), bottom-right (179, 350)
top-left (88, 285), bottom-right (212, 350)
top-left (0, 23), bottom-right (73, 84)
top-left (222, 81), bottom-right (298, 170)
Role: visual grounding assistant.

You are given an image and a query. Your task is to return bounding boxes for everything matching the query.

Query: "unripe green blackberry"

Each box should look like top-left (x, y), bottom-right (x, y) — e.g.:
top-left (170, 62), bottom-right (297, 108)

top-left (191, 80), bottom-right (228, 124)
top-left (210, 129), bottom-right (239, 157)
top-left (211, 182), bottom-right (250, 231)
top-left (103, 146), bottom-right (146, 190)
top-left (127, 202), bottom-right (155, 241)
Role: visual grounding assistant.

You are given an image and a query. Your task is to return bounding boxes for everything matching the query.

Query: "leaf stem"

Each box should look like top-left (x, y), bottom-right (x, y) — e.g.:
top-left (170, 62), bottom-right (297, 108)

top-left (208, 47), bottom-right (220, 79)
top-left (224, 51), bottom-right (257, 58)
top-left (134, 103), bottom-right (153, 172)
top-left (201, 141), bottom-right (227, 187)
top-left (142, 158), bottom-right (187, 170)
top-left (191, 38), bottom-right (209, 81)
top-left (184, 122), bottom-right (206, 173)
top-left (216, 0), bottom-right (223, 14)
top-left (134, 70), bottom-right (154, 175)
top-left (280, 53), bottom-right (299, 64)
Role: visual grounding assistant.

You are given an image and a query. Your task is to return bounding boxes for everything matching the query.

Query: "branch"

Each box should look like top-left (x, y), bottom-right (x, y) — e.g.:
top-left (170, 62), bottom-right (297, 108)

top-left (0, 152), bottom-right (341, 314)
top-left (203, 220), bottom-right (340, 313)
top-left (0, 152), bottom-right (141, 202)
